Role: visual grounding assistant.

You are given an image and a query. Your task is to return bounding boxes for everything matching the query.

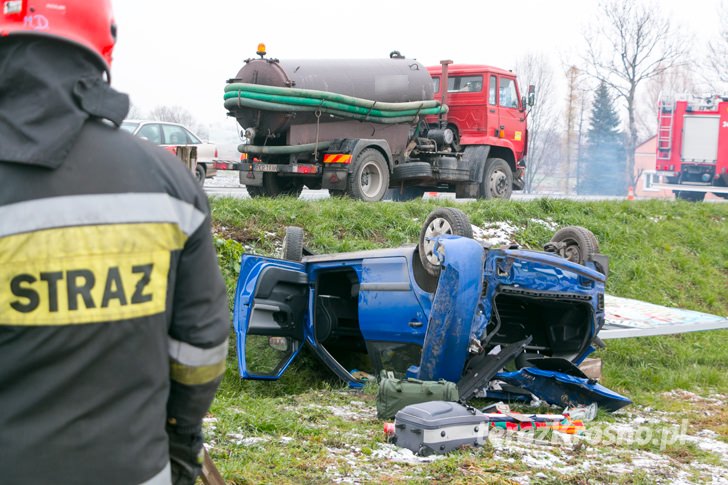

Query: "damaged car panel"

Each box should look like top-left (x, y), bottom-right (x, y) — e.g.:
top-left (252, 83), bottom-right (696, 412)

top-left (233, 209), bottom-right (607, 394)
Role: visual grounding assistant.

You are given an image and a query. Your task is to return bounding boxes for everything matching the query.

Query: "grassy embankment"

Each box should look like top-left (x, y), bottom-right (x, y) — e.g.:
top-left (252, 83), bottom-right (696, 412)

top-left (207, 197), bottom-right (728, 483)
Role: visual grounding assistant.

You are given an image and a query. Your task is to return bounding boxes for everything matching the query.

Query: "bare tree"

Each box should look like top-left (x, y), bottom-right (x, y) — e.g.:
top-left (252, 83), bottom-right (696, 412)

top-left (126, 102), bottom-right (145, 120)
top-left (149, 105), bottom-right (209, 139)
top-left (705, 1), bottom-right (728, 91)
top-left (583, 0), bottom-right (687, 189)
top-left (636, 65), bottom-right (696, 138)
top-left (515, 54), bottom-right (562, 193)
top-left (563, 66), bottom-right (590, 194)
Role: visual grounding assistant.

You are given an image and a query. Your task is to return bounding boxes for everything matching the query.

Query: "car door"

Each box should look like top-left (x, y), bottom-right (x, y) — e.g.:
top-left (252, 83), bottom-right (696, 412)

top-left (233, 255), bottom-right (309, 380)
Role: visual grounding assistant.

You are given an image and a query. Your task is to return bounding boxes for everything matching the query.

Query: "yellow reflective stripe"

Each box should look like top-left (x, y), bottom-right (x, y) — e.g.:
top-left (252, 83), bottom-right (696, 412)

top-left (0, 223), bottom-right (187, 326)
top-left (170, 360), bottom-right (226, 386)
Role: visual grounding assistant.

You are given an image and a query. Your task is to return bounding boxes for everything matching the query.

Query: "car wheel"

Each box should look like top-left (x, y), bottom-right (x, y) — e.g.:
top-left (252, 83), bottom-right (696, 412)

top-left (418, 207), bottom-right (473, 276)
top-left (347, 149), bottom-right (389, 202)
top-left (548, 226), bottom-right (600, 265)
top-left (195, 164), bottom-right (206, 186)
top-left (480, 158), bottom-right (513, 199)
top-left (282, 226), bottom-right (304, 262)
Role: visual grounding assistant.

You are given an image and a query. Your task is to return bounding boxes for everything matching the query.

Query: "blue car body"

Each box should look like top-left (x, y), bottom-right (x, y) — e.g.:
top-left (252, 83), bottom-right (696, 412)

top-left (233, 236), bottom-right (607, 387)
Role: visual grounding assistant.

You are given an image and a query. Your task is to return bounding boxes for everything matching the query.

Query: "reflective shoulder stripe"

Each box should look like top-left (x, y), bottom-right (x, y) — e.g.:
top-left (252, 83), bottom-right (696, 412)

top-left (0, 193), bottom-right (205, 238)
top-left (168, 338), bottom-right (228, 366)
top-left (169, 338), bottom-right (228, 386)
top-left (138, 462), bottom-right (171, 485)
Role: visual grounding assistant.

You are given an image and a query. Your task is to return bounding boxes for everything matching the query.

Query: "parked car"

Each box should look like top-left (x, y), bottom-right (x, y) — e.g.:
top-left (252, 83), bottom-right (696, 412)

top-left (121, 120), bottom-right (217, 184)
top-left (233, 208), bottom-right (609, 398)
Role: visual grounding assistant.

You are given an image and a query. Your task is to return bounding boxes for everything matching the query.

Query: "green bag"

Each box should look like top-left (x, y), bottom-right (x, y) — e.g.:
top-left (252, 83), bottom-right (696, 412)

top-left (376, 371), bottom-right (459, 419)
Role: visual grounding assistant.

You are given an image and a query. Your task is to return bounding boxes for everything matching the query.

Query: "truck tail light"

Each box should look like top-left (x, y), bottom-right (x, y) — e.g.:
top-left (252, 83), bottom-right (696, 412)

top-left (293, 165), bottom-right (318, 174)
top-left (241, 153), bottom-right (249, 160)
top-left (214, 147), bottom-right (219, 158)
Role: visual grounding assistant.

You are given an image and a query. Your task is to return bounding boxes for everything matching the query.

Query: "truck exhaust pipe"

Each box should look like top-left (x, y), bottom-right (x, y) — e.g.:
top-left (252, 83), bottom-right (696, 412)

top-left (439, 59), bottom-right (453, 129)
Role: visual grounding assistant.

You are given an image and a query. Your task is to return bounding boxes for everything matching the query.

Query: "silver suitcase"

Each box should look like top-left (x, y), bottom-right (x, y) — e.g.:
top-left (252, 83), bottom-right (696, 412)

top-left (393, 401), bottom-right (489, 456)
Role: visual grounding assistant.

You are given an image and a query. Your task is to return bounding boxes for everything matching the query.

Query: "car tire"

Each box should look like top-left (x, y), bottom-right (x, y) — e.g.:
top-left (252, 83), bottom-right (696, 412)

top-left (347, 149), bottom-right (389, 202)
top-left (480, 158), bottom-right (513, 199)
top-left (549, 226), bottom-right (600, 265)
top-left (195, 164), bottom-right (206, 186)
top-left (418, 207), bottom-right (473, 276)
top-left (282, 226), bottom-right (305, 262)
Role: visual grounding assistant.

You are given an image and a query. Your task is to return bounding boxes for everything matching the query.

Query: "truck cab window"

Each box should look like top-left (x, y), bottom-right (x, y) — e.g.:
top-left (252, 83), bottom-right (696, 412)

top-left (499, 78), bottom-right (519, 109)
top-left (447, 76), bottom-right (483, 93)
top-left (433, 77), bottom-right (440, 93)
top-left (489, 75), bottom-right (497, 105)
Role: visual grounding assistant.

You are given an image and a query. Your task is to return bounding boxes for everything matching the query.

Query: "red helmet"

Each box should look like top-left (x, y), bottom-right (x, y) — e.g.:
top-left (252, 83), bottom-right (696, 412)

top-left (0, 0), bottom-right (117, 72)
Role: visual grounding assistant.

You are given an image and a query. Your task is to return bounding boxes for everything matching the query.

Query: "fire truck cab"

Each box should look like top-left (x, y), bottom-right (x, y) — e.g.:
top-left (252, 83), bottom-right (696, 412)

top-left (656, 94), bottom-right (728, 201)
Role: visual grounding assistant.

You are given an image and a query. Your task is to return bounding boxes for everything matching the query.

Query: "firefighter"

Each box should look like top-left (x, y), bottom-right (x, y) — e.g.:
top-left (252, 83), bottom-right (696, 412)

top-left (0, 2), bottom-right (229, 484)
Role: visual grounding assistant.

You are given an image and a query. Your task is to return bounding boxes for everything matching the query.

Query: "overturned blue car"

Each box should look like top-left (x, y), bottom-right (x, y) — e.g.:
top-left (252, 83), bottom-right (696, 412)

top-left (233, 208), bottom-right (612, 403)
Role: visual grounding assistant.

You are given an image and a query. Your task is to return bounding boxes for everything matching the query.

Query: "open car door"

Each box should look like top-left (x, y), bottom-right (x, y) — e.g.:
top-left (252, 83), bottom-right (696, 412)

top-left (233, 255), bottom-right (309, 380)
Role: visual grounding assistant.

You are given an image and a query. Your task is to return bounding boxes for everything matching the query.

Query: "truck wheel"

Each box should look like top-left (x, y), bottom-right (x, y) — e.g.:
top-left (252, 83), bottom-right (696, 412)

top-left (247, 186), bottom-right (264, 198)
top-left (384, 187), bottom-right (426, 201)
top-left (261, 173), bottom-right (304, 198)
top-left (548, 226), bottom-right (599, 265)
top-left (674, 190), bottom-right (706, 202)
top-left (480, 158), bottom-right (513, 199)
top-left (392, 162), bottom-right (433, 181)
top-left (418, 207), bottom-right (473, 276)
top-left (282, 226), bottom-right (305, 261)
top-left (195, 164), bottom-right (206, 186)
top-left (348, 149), bottom-right (389, 202)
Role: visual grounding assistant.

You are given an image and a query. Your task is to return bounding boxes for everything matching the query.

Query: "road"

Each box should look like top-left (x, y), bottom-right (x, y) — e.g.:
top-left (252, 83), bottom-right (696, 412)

top-left (204, 172), bottom-right (627, 201)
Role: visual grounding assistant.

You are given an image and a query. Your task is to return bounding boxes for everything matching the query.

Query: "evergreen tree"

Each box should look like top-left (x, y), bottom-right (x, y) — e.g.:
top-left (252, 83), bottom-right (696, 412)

top-left (579, 82), bottom-right (626, 195)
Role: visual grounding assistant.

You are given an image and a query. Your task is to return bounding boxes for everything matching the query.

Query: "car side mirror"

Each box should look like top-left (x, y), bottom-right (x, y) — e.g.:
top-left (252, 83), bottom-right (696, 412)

top-left (527, 84), bottom-right (536, 107)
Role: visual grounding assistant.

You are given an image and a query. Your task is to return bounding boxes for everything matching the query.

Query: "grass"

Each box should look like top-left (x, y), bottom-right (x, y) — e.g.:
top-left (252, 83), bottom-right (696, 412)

top-left (207, 196), bottom-right (728, 483)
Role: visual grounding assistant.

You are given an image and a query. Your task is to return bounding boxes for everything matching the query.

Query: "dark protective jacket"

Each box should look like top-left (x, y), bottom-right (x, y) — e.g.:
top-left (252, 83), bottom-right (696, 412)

top-left (0, 39), bottom-right (230, 484)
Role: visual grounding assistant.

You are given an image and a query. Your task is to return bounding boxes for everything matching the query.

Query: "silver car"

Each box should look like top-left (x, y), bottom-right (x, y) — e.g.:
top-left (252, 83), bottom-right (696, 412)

top-left (121, 120), bottom-right (217, 184)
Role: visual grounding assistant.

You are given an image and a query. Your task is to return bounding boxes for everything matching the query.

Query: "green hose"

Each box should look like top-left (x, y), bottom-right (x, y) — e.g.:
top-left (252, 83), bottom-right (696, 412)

top-left (239, 141), bottom-right (332, 155)
top-left (224, 82), bottom-right (447, 125)
top-left (225, 82), bottom-right (442, 111)
top-left (224, 90), bottom-right (443, 118)
top-left (224, 97), bottom-right (427, 125)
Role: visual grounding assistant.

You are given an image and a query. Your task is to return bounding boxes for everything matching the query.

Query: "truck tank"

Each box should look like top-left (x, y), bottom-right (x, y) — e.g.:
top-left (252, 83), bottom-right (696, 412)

top-left (229, 57), bottom-right (435, 144)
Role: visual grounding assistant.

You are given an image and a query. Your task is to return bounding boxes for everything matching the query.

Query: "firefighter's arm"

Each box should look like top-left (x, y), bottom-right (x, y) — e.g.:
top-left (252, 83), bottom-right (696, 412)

top-left (166, 209), bottom-right (230, 485)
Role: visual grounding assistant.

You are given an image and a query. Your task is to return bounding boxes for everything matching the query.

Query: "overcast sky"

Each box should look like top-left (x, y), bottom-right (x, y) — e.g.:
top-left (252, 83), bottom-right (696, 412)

top-left (111, 0), bottom-right (722, 137)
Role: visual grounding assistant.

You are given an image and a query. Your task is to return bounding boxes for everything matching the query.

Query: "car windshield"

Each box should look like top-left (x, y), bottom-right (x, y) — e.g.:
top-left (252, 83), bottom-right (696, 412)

top-left (121, 121), bottom-right (139, 133)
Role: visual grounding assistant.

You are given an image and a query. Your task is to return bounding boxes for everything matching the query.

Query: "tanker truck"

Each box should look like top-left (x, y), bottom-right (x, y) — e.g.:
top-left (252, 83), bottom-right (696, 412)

top-left (223, 45), bottom-right (534, 201)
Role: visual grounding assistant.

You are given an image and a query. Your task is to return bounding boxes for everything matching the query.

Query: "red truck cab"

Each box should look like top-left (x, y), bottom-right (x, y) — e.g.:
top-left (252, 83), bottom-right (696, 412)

top-left (427, 65), bottom-right (528, 185)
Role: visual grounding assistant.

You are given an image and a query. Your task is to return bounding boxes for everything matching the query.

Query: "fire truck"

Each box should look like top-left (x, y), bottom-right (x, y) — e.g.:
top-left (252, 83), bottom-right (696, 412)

top-left (221, 46), bottom-right (534, 202)
top-left (655, 94), bottom-right (728, 201)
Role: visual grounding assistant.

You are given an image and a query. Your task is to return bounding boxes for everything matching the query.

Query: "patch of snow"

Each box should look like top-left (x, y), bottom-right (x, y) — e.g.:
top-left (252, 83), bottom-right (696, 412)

top-left (530, 218), bottom-right (559, 231)
top-left (471, 221), bottom-right (520, 246)
top-left (370, 443), bottom-right (443, 464)
top-left (226, 434), bottom-right (268, 446)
